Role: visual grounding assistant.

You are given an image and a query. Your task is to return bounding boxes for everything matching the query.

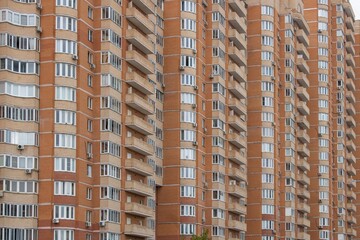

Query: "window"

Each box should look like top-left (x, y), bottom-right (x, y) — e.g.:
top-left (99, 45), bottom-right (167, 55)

top-left (101, 141), bottom-right (121, 157)
top-left (180, 186), bottom-right (195, 198)
top-left (54, 157), bottom-right (76, 172)
top-left (100, 186), bottom-right (120, 201)
top-left (101, 96), bottom-right (121, 113)
top-left (0, 129), bottom-right (38, 145)
top-left (100, 209), bottom-right (120, 223)
top-left (0, 228), bottom-right (37, 240)
top-left (101, 7), bottom-right (121, 26)
top-left (262, 158), bottom-right (274, 168)
top-left (0, 81), bottom-right (38, 98)
top-left (0, 154), bottom-right (37, 169)
top-left (181, 148), bottom-right (196, 160)
top-left (55, 110), bottom-right (76, 125)
top-left (0, 9), bottom-right (39, 26)
top-left (181, 18), bottom-right (196, 31)
top-left (181, 55), bottom-right (196, 68)
top-left (54, 134), bottom-right (76, 149)
top-left (101, 52), bottom-right (121, 70)
top-left (261, 5), bottom-right (274, 16)
top-left (181, 93), bottom-right (196, 104)
top-left (262, 173), bottom-right (274, 183)
top-left (180, 130), bottom-right (196, 141)
top-left (99, 233), bottom-right (120, 240)
top-left (180, 205), bottom-right (195, 216)
top-left (262, 205), bottom-right (274, 214)
top-left (88, 7), bottom-right (93, 19)
top-left (56, 0), bottom-right (77, 8)
top-left (212, 190), bottom-right (225, 201)
top-left (0, 58), bottom-right (39, 74)
top-left (261, 20), bottom-right (274, 31)
top-left (262, 36), bottom-right (274, 46)
top-left (180, 111), bottom-right (196, 123)
top-left (55, 39), bottom-right (77, 55)
top-left (262, 112), bottom-right (274, 122)
top-left (2, 179), bottom-right (37, 193)
top-left (101, 74), bottom-right (121, 92)
top-left (54, 205), bottom-right (75, 219)
top-left (100, 164), bottom-right (121, 179)
top-left (0, 203), bottom-right (37, 218)
top-left (101, 119), bottom-right (121, 135)
top-left (262, 220), bottom-right (274, 230)
top-left (262, 189), bottom-right (274, 199)
top-left (0, 33), bottom-right (39, 51)
top-left (56, 16), bottom-right (77, 32)
top-left (180, 224), bottom-right (195, 235)
top-left (181, 1), bottom-right (196, 13)
top-left (101, 29), bottom-right (121, 48)
top-left (54, 181), bottom-right (75, 196)
top-left (55, 86), bottom-right (76, 102)
top-left (181, 37), bottom-right (196, 49)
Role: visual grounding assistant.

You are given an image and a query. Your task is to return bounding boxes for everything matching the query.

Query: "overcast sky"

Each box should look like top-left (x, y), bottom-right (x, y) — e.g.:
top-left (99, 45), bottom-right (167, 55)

top-left (350, 0), bottom-right (360, 19)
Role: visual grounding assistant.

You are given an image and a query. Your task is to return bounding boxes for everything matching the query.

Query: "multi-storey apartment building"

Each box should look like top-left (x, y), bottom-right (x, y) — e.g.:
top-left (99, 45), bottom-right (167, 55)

top-left (0, 0), bottom-right (359, 240)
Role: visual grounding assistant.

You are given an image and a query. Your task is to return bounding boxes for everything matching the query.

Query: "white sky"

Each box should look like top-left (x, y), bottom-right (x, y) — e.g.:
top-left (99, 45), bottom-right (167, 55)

top-left (349, 0), bottom-right (360, 20)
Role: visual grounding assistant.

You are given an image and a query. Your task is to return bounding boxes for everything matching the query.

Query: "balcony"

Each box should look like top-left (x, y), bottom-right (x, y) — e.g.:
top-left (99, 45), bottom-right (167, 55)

top-left (228, 115), bottom-right (246, 132)
top-left (296, 87), bottom-right (309, 102)
top-left (296, 72), bottom-right (309, 88)
top-left (298, 232), bottom-right (310, 240)
top-left (126, 50), bottom-right (154, 75)
top-left (298, 188), bottom-right (310, 199)
top-left (348, 215), bottom-right (357, 224)
top-left (228, 220), bottom-right (247, 231)
top-left (297, 102), bottom-right (310, 116)
top-left (346, 116), bottom-right (356, 128)
top-left (125, 180), bottom-right (154, 197)
top-left (298, 202), bottom-right (310, 213)
top-left (347, 228), bottom-right (356, 236)
top-left (228, 202), bottom-right (246, 215)
top-left (345, 42), bottom-right (355, 55)
top-left (228, 184), bottom-right (247, 198)
top-left (125, 158), bottom-right (153, 176)
top-left (229, 98), bottom-right (246, 115)
top-left (346, 66), bottom-right (355, 80)
top-left (126, 7), bottom-right (154, 34)
top-left (346, 103), bottom-right (355, 116)
top-left (347, 153), bottom-right (356, 164)
top-left (293, 12), bottom-right (310, 35)
top-left (124, 224), bottom-right (154, 237)
top-left (228, 46), bottom-right (246, 66)
top-left (346, 54), bottom-right (355, 68)
top-left (347, 190), bottom-right (356, 200)
top-left (228, 150), bottom-right (247, 165)
top-left (132, 0), bottom-right (155, 14)
top-left (228, 29), bottom-right (246, 50)
top-left (348, 203), bottom-right (357, 212)
top-left (125, 115), bottom-right (153, 136)
top-left (125, 137), bottom-right (154, 156)
top-left (228, 63), bottom-right (246, 82)
top-left (125, 93), bottom-right (153, 115)
top-left (297, 56), bottom-right (310, 74)
top-left (228, 0), bottom-right (246, 17)
top-left (344, 2), bottom-right (355, 18)
top-left (346, 29), bottom-right (355, 44)
top-left (229, 81), bottom-right (246, 99)
top-left (347, 179), bottom-right (356, 188)
top-left (297, 144), bottom-right (310, 158)
top-left (126, 29), bottom-right (154, 54)
top-left (228, 133), bottom-right (246, 149)
top-left (297, 116), bottom-right (310, 129)
top-left (125, 202), bottom-right (153, 217)
top-left (298, 173), bottom-right (310, 186)
top-left (229, 167), bottom-right (246, 181)
top-left (346, 91), bottom-right (355, 104)
top-left (297, 130), bottom-right (310, 144)
top-left (346, 140), bottom-right (356, 153)
top-left (347, 164), bottom-right (356, 176)
top-left (296, 29), bottom-right (309, 47)
top-left (228, 12), bottom-right (246, 33)
top-left (298, 217), bottom-right (310, 227)
top-left (346, 16), bottom-right (355, 30)
top-left (346, 78), bottom-right (355, 91)
top-left (298, 159), bottom-right (310, 171)
top-left (125, 72), bottom-right (154, 95)
top-left (297, 44), bottom-right (309, 60)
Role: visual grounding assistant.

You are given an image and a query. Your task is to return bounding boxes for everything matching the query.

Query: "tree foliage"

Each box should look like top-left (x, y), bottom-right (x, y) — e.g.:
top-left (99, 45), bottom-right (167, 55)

top-left (191, 230), bottom-right (209, 240)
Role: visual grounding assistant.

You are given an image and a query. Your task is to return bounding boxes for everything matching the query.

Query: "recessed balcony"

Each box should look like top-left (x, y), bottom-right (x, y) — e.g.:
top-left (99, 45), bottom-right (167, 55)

top-left (228, 115), bottom-right (247, 132)
top-left (228, 12), bottom-right (246, 33)
top-left (125, 180), bottom-right (154, 197)
top-left (228, 0), bottom-right (246, 17)
top-left (228, 46), bottom-right (246, 66)
top-left (126, 50), bottom-right (154, 75)
top-left (296, 87), bottom-right (309, 102)
top-left (229, 98), bottom-right (246, 116)
top-left (297, 55), bottom-right (310, 74)
top-left (296, 29), bottom-right (309, 47)
top-left (132, 0), bottom-right (155, 15)
top-left (297, 144), bottom-right (310, 158)
top-left (228, 202), bottom-right (246, 215)
top-left (125, 93), bottom-right (154, 115)
top-left (296, 44), bottom-right (309, 60)
top-left (297, 102), bottom-right (310, 116)
top-left (228, 150), bottom-right (247, 165)
top-left (229, 167), bottom-right (246, 182)
top-left (125, 115), bottom-right (153, 136)
top-left (124, 224), bottom-right (154, 237)
top-left (125, 137), bottom-right (154, 156)
top-left (126, 29), bottom-right (154, 55)
top-left (126, 7), bottom-right (154, 34)
top-left (229, 80), bottom-right (246, 99)
top-left (228, 184), bottom-right (247, 198)
top-left (228, 63), bottom-right (246, 83)
top-left (125, 158), bottom-right (153, 176)
top-left (296, 116), bottom-right (310, 129)
top-left (228, 29), bottom-right (246, 50)
top-left (125, 202), bottom-right (153, 217)
top-left (298, 202), bottom-right (310, 213)
top-left (228, 220), bottom-right (247, 231)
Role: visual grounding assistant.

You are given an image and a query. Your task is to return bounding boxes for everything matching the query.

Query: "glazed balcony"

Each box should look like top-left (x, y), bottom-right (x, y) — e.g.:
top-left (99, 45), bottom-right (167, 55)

top-left (347, 164), bottom-right (356, 176)
top-left (297, 144), bottom-right (310, 158)
top-left (298, 217), bottom-right (310, 227)
top-left (298, 188), bottom-right (310, 199)
top-left (132, 0), bottom-right (155, 14)
top-left (296, 72), bottom-right (309, 88)
top-left (346, 78), bottom-right (355, 91)
top-left (229, 167), bottom-right (246, 182)
top-left (296, 29), bottom-right (309, 47)
top-left (125, 93), bottom-right (153, 115)
top-left (125, 202), bottom-right (153, 217)
top-left (346, 54), bottom-right (355, 68)
top-left (298, 232), bottom-right (310, 240)
top-left (297, 116), bottom-right (310, 129)
top-left (228, 29), bottom-right (246, 50)
top-left (228, 220), bottom-right (247, 231)
top-left (346, 91), bottom-right (355, 104)
top-left (126, 7), bottom-right (154, 34)
top-left (228, 202), bottom-right (246, 215)
top-left (229, 98), bottom-right (246, 116)
top-left (228, 150), bottom-right (247, 165)
top-left (297, 102), bottom-right (310, 116)
top-left (298, 173), bottom-right (310, 186)
top-left (125, 158), bottom-right (153, 176)
top-left (124, 224), bottom-right (154, 237)
top-left (346, 29), bottom-right (355, 44)
top-left (229, 80), bottom-right (246, 99)
top-left (228, 115), bottom-right (247, 132)
top-left (346, 228), bottom-right (356, 236)
top-left (228, 63), bottom-right (246, 82)
top-left (228, 0), bottom-right (246, 17)
top-left (298, 159), bottom-right (310, 171)
top-left (125, 180), bottom-right (153, 197)
top-left (346, 102), bottom-right (355, 116)
top-left (346, 116), bottom-right (356, 128)
top-left (228, 46), bottom-right (246, 66)
top-left (347, 190), bottom-right (356, 200)
top-left (297, 55), bottom-right (310, 74)
top-left (345, 42), bottom-right (355, 55)
top-left (296, 44), bottom-right (309, 60)
top-left (297, 130), bottom-right (310, 144)
top-left (228, 184), bottom-right (247, 198)
top-left (126, 50), bottom-right (154, 75)
top-left (346, 128), bottom-right (356, 140)
top-left (296, 87), bottom-right (309, 102)
top-left (228, 133), bottom-right (246, 149)
top-left (346, 66), bottom-right (355, 80)
top-left (346, 140), bottom-right (356, 153)
top-left (126, 29), bottom-right (154, 55)
top-left (298, 202), bottom-right (310, 213)
top-left (125, 137), bottom-right (154, 156)
top-left (228, 12), bottom-right (246, 33)
top-left (125, 115), bottom-right (153, 136)
top-left (293, 12), bottom-right (310, 35)
top-left (125, 72), bottom-right (154, 95)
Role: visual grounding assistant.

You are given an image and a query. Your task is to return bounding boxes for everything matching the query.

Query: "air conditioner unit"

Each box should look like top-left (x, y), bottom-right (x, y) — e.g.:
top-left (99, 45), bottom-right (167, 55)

top-left (161, 83), bottom-right (166, 88)
top-left (36, 3), bottom-right (42, 10)
top-left (193, 85), bottom-right (198, 90)
top-left (193, 123), bottom-right (197, 128)
top-left (272, 230), bottom-right (277, 234)
top-left (99, 221), bottom-right (106, 227)
top-left (203, 128), bottom-right (207, 133)
top-left (203, 182), bottom-right (208, 188)
top-left (209, 74), bottom-right (214, 79)
top-left (318, 173), bottom-right (322, 176)
top-left (193, 141), bottom-right (198, 146)
top-left (72, 55), bottom-right (78, 60)
top-left (37, 26), bottom-right (42, 33)
top-left (53, 218), bottom-right (60, 224)
top-left (90, 64), bottom-right (96, 69)
top-left (180, 66), bottom-right (185, 71)
top-left (25, 169), bottom-right (32, 174)
top-left (87, 153), bottom-right (93, 159)
top-left (0, 191), bottom-right (3, 198)
top-left (192, 104), bottom-right (197, 109)
top-left (85, 222), bottom-right (92, 227)
top-left (271, 76), bottom-right (275, 81)
top-left (318, 133), bottom-right (323, 137)
top-left (318, 30), bottom-right (322, 33)
top-left (318, 226), bottom-right (323, 229)
top-left (17, 145), bottom-right (25, 150)
top-left (202, 218), bottom-right (206, 223)
top-left (193, 49), bottom-right (197, 54)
